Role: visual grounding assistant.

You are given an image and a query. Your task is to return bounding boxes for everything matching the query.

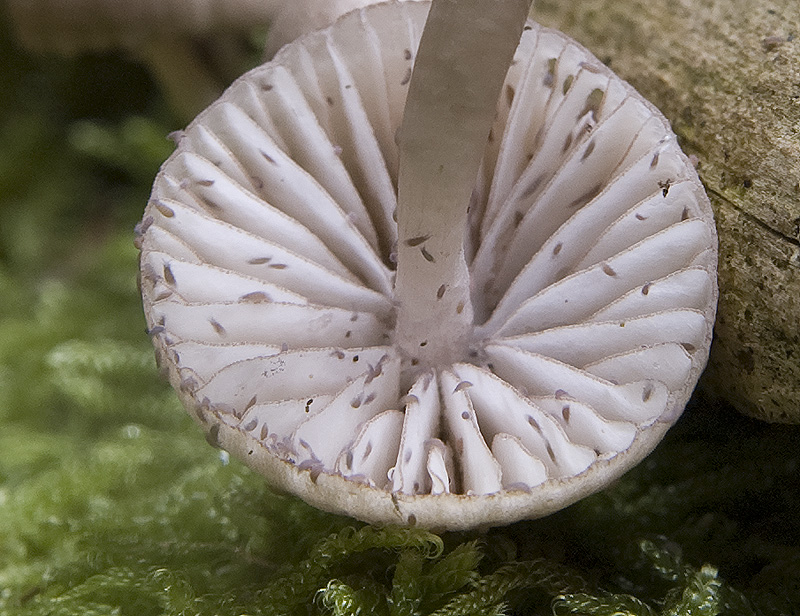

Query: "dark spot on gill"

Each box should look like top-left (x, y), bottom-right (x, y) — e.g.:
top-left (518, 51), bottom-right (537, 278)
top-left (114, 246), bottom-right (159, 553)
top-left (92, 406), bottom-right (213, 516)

top-left (147, 325), bottom-right (166, 337)
top-left (162, 263), bottom-right (176, 285)
top-left (521, 176), bottom-right (544, 200)
top-left (240, 291), bottom-right (270, 303)
top-left (581, 88), bottom-right (604, 121)
top-left (544, 58), bottom-right (557, 87)
top-left (406, 235), bottom-right (430, 247)
top-left (506, 84), bottom-right (515, 106)
top-left (567, 183), bottom-right (602, 208)
top-left (642, 382), bottom-right (654, 403)
top-left (650, 152), bottom-right (660, 168)
top-left (154, 201), bottom-right (175, 218)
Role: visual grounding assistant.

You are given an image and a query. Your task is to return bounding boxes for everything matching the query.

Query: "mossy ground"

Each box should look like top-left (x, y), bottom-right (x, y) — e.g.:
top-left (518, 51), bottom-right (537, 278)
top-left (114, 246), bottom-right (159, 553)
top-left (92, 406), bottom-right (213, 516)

top-left (0, 12), bottom-right (798, 616)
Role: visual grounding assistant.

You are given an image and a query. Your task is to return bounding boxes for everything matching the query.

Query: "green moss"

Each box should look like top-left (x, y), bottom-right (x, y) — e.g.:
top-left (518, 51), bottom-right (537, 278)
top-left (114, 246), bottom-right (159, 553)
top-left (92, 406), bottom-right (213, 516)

top-left (0, 9), bottom-right (798, 616)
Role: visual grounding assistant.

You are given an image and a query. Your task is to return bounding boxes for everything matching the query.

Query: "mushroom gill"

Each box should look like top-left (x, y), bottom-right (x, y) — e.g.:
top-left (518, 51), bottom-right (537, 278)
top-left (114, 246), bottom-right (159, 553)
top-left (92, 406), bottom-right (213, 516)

top-left (138, 0), bottom-right (717, 530)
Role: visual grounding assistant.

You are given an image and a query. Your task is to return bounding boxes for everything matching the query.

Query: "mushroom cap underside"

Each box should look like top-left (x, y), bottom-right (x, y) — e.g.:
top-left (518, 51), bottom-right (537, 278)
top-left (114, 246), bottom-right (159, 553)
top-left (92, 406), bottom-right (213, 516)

top-left (139, 0), bottom-right (717, 529)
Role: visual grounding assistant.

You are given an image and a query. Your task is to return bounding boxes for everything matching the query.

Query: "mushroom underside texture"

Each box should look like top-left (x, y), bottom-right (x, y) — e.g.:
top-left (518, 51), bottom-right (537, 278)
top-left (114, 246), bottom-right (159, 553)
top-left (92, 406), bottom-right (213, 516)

top-left (139, 0), bottom-right (717, 529)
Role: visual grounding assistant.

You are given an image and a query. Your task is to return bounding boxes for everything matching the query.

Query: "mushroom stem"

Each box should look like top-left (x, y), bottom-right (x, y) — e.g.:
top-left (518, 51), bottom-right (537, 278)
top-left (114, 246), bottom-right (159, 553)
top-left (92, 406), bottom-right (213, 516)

top-left (394, 0), bottom-right (533, 374)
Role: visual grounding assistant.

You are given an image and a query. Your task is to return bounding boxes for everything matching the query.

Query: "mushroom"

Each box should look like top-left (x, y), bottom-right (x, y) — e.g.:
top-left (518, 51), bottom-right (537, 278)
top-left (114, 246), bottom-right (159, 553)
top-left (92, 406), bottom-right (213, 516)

top-left (138, 0), bottom-right (717, 530)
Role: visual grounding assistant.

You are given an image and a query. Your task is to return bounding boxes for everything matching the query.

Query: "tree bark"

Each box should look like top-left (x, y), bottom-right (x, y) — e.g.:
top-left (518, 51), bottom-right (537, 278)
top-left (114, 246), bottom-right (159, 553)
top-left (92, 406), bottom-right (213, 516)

top-left (533, 0), bottom-right (800, 422)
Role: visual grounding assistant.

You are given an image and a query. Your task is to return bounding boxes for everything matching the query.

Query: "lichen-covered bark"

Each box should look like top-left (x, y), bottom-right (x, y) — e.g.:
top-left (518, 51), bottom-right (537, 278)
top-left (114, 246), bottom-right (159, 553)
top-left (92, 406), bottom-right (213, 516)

top-left (534, 0), bottom-right (800, 422)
